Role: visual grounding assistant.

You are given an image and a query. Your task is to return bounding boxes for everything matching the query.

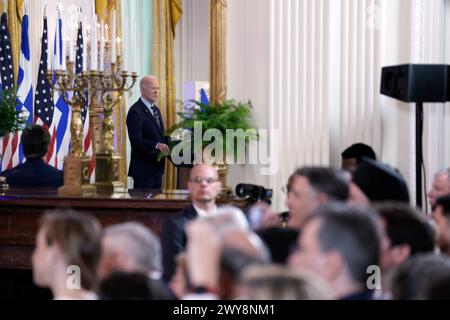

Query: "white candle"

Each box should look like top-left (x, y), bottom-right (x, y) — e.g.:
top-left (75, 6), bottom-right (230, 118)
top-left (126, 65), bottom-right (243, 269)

top-left (82, 19), bottom-right (87, 72)
top-left (47, 41), bottom-right (51, 71)
top-left (111, 10), bottom-right (117, 64)
top-left (69, 28), bottom-right (75, 62)
top-left (90, 15), bottom-right (98, 71)
top-left (99, 20), bottom-right (105, 72)
top-left (62, 36), bottom-right (67, 70)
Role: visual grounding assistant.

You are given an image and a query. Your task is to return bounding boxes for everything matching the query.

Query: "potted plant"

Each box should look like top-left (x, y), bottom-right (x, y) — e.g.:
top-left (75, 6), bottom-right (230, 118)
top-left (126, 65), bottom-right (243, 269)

top-left (0, 90), bottom-right (24, 138)
top-left (164, 99), bottom-right (258, 160)
top-left (0, 90), bottom-right (25, 191)
top-left (161, 99), bottom-right (259, 195)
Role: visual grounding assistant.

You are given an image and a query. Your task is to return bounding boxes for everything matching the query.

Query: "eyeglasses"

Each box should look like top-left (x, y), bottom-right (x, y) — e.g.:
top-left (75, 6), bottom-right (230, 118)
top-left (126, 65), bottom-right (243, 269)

top-left (190, 177), bottom-right (220, 184)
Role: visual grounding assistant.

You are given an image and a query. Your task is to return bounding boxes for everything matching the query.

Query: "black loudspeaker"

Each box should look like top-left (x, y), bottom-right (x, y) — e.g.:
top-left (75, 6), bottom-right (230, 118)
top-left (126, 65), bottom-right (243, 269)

top-left (380, 64), bottom-right (450, 103)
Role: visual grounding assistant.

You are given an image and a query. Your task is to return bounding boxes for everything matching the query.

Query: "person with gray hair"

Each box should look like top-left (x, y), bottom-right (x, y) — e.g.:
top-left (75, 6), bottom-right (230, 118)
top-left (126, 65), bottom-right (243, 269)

top-left (428, 168), bottom-right (450, 209)
top-left (391, 253), bottom-right (450, 300)
top-left (284, 167), bottom-right (350, 229)
top-left (290, 203), bottom-right (380, 300)
top-left (98, 222), bottom-right (162, 280)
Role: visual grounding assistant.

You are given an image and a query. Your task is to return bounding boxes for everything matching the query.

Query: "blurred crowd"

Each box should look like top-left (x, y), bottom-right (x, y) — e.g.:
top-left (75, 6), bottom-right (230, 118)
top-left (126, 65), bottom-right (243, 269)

top-left (28, 143), bottom-right (450, 300)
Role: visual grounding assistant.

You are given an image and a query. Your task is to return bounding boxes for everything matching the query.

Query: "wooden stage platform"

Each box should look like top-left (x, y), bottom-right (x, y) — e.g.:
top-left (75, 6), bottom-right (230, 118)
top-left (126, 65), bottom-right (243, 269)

top-left (0, 188), bottom-right (247, 299)
top-left (0, 188), bottom-right (247, 270)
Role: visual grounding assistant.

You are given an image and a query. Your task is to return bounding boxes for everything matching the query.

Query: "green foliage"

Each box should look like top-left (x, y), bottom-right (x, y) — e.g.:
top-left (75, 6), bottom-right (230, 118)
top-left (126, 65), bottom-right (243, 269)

top-left (161, 99), bottom-right (259, 161)
top-left (0, 90), bottom-right (25, 138)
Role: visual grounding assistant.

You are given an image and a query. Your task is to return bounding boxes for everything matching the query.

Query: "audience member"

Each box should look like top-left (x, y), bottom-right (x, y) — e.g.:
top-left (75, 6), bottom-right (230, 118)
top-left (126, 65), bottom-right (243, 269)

top-left (284, 167), bottom-right (350, 229)
top-left (162, 164), bottom-right (221, 282)
top-left (428, 169), bottom-right (450, 209)
top-left (1, 125), bottom-right (63, 188)
top-left (183, 208), bottom-right (269, 300)
top-left (341, 143), bottom-right (376, 173)
top-left (99, 272), bottom-right (172, 300)
top-left (31, 209), bottom-right (101, 300)
top-left (426, 273), bottom-right (450, 300)
top-left (290, 203), bottom-right (380, 300)
top-left (391, 253), bottom-right (450, 300)
top-left (375, 202), bottom-right (436, 298)
top-left (240, 265), bottom-right (329, 300)
top-left (432, 195), bottom-right (450, 255)
top-left (352, 158), bottom-right (410, 203)
top-left (257, 227), bottom-right (299, 264)
top-left (98, 222), bottom-right (162, 280)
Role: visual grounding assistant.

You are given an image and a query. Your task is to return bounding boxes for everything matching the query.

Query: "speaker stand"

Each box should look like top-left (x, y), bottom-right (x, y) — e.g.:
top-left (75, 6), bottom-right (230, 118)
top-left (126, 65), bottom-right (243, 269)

top-left (415, 102), bottom-right (424, 209)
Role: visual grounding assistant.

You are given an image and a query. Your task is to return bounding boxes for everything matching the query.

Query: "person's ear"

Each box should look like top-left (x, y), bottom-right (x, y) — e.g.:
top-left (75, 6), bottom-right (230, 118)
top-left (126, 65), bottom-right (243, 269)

top-left (322, 250), bottom-right (344, 282)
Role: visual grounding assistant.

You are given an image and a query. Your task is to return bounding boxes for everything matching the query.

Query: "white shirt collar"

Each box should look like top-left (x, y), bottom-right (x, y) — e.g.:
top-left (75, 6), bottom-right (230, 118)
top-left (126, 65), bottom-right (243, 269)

top-left (193, 203), bottom-right (218, 218)
top-left (141, 97), bottom-right (155, 115)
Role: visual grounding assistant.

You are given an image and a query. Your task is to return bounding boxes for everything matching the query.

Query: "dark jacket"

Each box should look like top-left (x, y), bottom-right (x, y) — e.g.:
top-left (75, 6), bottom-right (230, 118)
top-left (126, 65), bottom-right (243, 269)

top-left (2, 157), bottom-right (63, 188)
top-left (161, 204), bottom-right (199, 283)
top-left (126, 98), bottom-right (167, 179)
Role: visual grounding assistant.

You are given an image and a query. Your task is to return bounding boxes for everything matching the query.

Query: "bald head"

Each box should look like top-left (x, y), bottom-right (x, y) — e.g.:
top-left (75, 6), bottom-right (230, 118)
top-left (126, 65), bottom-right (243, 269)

top-left (188, 164), bottom-right (221, 205)
top-left (189, 164), bottom-right (218, 181)
top-left (140, 76), bottom-right (159, 104)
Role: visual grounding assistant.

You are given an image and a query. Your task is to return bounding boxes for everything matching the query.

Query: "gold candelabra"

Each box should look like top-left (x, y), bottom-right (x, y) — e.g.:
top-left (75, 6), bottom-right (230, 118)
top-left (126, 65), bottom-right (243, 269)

top-left (91, 56), bottom-right (137, 194)
top-left (47, 55), bottom-right (137, 196)
top-left (46, 62), bottom-right (96, 196)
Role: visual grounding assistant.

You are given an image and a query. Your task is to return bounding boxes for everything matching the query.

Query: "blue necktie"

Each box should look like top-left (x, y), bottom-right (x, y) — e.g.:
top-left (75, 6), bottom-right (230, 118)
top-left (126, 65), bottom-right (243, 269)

top-left (151, 105), bottom-right (162, 130)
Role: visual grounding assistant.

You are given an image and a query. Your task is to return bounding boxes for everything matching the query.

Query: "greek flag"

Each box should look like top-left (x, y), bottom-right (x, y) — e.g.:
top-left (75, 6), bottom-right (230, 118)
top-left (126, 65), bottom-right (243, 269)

top-left (52, 13), bottom-right (71, 170)
top-left (14, 12), bottom-right (33, 166)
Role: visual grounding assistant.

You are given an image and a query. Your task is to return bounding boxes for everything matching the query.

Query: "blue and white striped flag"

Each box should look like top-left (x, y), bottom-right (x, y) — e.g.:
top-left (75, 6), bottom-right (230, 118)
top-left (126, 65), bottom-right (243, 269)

top-left (52, 12), bottom-right (71, 170)
top-left (14, 12), bottom-right (33, 166)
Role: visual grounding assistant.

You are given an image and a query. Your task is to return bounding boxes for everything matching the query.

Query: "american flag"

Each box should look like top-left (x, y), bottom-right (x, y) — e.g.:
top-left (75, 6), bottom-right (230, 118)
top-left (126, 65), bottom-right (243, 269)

top-left (34, 16), bottom-right (56, 165)
top-left (1, 12), bottom-right (33, 171)
top-left (52, 13), bottom-right (71, 170)
top-left (75, 21), bottom-right (94, 178)
top-left (0, 12), bottom-right (16, 172)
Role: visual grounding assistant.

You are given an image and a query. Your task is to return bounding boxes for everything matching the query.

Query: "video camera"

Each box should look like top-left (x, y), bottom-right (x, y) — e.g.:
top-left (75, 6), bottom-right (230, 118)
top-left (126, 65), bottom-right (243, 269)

top-left (235, 183), bottom-right (273, 205)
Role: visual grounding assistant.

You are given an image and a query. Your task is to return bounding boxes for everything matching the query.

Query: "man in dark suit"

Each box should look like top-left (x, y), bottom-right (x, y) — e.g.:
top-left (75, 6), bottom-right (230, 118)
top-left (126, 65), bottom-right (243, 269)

top-left (126, 76), bottom-right (170, 190)
top-left (161, 164), bottom-right (222, 283)
top-left (1, 125), bottom-right (63, 187)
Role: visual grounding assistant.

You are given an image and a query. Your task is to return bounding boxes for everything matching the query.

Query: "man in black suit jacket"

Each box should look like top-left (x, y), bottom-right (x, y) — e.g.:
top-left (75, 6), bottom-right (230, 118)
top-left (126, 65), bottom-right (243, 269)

top-left (1, 125), bottom-right (63, 188)
top-left (126, 76), bottom-right (170, 190)
top-left (161, 164), bottom-right (222, 283)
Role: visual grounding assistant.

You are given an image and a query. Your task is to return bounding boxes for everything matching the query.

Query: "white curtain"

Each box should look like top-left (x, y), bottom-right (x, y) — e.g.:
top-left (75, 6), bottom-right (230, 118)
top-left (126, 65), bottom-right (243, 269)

top-left (227, 0), bottom-right (382, 211)
top-left (225, 0), bottom-right (450, 211)
top-left (421, 0), bottom-right (450, 205)
top-left (121, 0), bottom-right (153, 187)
